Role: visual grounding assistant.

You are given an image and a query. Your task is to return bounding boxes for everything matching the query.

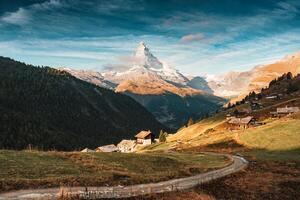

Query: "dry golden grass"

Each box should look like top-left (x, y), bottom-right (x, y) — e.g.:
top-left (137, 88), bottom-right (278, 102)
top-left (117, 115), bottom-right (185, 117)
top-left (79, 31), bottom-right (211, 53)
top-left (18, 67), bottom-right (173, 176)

top-left (168, 113), bottom-right (226, 142)
top-left (0, 150), bottom-right (230, 192)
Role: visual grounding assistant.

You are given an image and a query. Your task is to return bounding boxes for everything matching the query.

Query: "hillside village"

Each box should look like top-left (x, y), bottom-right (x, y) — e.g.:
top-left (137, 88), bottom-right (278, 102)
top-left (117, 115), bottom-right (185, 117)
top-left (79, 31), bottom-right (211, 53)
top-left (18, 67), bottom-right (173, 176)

top-left (81, 130), bottom-right (155, 153)
top-left (223, 73), bottom-right (300, 129)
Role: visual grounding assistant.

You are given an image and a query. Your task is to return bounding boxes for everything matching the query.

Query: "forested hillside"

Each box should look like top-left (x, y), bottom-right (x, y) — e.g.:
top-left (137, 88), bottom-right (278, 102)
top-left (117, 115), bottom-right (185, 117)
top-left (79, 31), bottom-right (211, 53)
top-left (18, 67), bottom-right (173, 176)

top-left (229, 72), bottom-right (300, 108)
top-left (0, 57), bottom-right (166, 150)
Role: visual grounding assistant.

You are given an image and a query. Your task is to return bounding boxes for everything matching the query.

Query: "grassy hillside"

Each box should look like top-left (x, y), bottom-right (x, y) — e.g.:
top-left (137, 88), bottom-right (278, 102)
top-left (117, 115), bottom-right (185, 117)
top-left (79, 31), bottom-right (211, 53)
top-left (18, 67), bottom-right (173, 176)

top-left (0, 56), bottom-right (167, 150)
top-left (145, 102), bottom-right (300, 161)
top-left (0, 150), bottom-right (230, 192)
top-left (167, 113), bottom-right (226, 141)
top-left (239, 119), bottom-right (300, 151)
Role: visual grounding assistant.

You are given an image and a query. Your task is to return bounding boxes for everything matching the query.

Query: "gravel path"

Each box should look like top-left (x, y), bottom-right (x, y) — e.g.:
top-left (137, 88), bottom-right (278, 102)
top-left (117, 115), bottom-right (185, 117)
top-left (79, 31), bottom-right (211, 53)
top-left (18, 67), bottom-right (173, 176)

top-left (0, 153), bottom-right (248, 200)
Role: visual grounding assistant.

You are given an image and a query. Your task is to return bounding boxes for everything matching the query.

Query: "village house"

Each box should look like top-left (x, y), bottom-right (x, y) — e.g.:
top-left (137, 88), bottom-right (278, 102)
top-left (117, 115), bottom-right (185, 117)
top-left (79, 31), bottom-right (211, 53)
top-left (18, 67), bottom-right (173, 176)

top-left (266, 95), bottom-right (277, 99)
top-left (250, 101), bottom-right (263, 110)
top-left (270, 106), bottom-right (299, 117)
top-left (96, 144), bottom-right (119, 152)
top-left (135, 130), bottom-right (153, 146)
top-left (117, 140), bottom-right (136, 153)
top-left (266, 93), bottom-right (283, 100)
top-left (227, 116), bottom-right (256, 130)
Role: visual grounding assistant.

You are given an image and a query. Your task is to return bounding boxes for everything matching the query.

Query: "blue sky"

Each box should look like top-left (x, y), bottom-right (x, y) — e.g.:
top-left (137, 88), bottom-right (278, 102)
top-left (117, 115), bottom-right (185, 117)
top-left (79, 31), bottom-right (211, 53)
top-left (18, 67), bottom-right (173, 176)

top-left (0, 0), bottom-right (300, 75)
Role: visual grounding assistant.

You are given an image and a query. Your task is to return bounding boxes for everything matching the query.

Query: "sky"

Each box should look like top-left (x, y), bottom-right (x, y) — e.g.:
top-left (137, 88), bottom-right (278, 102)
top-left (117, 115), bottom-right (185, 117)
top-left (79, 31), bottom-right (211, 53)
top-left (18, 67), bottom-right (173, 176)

top-left (0, 0), bottom-right (300, 75)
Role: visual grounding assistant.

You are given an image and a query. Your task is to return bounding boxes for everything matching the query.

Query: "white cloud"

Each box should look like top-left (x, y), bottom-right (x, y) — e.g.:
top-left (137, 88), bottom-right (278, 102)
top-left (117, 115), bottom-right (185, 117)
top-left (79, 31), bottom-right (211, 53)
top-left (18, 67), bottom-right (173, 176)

top-left (180, 33), bottom-right (205, 43)
top-left (1, 8), bottom-right (30, 25)
top-left (0, 0), bottom-right (62, 26)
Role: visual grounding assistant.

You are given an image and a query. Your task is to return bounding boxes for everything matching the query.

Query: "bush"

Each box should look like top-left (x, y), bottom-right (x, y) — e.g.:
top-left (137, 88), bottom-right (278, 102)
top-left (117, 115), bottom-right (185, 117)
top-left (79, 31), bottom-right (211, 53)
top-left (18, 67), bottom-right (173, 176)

top-left (159, 130), bottom-right (168, 142)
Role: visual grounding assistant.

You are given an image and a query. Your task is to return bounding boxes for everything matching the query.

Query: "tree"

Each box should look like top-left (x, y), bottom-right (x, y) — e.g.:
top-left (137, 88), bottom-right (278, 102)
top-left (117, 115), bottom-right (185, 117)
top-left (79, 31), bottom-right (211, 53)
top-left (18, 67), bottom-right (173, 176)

top-left (287, 72), bottom-right (293, 80)
top-left (269, 79), bottom-right (277, 87)
top-left (159, 130), bottom-right (168, 142)
top-left (233, 109), bottom-right (239, 116)
top-left (227, 102), bottom-right (232, 109)
top-left (187, 117), bottom-right (194, 126)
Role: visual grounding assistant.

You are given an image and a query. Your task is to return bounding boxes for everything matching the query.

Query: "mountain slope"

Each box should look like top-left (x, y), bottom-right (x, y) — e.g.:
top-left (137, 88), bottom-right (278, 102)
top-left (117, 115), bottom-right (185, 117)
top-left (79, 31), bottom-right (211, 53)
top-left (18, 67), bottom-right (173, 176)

top-left (169, 72), bottom-right (300, 145)
top-left (0, 57), bottom-right (166, 150)
top-left (63, 42), bottom-right (225, 129)
top-left (187, 76), bottom-right (213, 93)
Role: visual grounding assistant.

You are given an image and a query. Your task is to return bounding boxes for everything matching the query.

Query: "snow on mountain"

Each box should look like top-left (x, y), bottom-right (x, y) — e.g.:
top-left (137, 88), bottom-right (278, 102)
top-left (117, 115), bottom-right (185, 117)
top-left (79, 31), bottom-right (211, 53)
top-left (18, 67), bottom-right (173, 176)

top-left (59, 42), bottom-right (225, 129)
top-left (104, 41), bottom-right (189, 86)
top-left (62, 42), bottom-right (201, 96)
top-left (59, 68), bottom-right (116, 89)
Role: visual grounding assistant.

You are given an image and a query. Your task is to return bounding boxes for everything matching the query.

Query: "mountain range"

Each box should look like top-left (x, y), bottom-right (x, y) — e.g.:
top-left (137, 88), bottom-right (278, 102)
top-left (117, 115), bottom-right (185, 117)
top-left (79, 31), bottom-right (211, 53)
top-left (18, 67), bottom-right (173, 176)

top-left (208, 51), bottom-right (300, 102)
top-left (62, 42), bottom-right (225, 129)
top-left (61, 42), bottom-right (300, 128)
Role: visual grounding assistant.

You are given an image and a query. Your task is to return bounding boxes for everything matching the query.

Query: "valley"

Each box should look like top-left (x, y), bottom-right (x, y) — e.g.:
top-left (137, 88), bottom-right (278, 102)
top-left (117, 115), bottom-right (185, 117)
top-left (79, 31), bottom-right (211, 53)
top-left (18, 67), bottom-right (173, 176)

top-left (1, 51), bottom-right (300, 199)
top-left (1, 0), bottom-right (300, 199)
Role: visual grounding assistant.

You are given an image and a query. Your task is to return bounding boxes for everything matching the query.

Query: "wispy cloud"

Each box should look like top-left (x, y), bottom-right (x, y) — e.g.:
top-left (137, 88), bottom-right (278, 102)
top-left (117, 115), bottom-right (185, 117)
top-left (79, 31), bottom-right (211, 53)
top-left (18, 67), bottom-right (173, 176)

top-left (1, 8), bottom-right (30, 25)
top-left (0, 0), bottom-right (62, 26)
top-left (158, 1), bottom-right (300, 45)
top-left (180, 33), bottom-right (205, 43)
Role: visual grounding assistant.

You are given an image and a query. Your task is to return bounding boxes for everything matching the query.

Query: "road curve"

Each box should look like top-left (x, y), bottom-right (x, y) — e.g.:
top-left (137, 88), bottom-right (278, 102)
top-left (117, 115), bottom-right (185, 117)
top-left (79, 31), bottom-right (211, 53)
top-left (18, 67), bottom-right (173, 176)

top-left (0, 153), bottom-right (248, 200)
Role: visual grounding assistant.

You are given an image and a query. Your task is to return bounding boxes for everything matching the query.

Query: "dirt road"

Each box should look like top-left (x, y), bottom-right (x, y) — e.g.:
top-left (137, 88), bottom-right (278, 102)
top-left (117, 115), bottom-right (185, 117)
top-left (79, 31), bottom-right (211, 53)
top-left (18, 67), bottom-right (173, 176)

top-left (0, 153), bottom-right (248, 200)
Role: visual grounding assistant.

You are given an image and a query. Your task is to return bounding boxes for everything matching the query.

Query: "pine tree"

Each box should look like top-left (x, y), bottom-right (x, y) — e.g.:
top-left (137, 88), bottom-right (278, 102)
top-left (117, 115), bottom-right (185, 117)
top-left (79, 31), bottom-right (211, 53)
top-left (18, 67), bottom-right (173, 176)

top-left (187, 118), bottom-right (194, 126)
top-left (287, 72), bottom-right (293, 80)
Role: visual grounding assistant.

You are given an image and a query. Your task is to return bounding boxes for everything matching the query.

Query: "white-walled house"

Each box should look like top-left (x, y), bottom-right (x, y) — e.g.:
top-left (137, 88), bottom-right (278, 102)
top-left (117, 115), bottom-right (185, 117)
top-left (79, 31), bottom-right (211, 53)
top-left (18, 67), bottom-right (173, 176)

top-left (135, 130), bottom-right (153, 146)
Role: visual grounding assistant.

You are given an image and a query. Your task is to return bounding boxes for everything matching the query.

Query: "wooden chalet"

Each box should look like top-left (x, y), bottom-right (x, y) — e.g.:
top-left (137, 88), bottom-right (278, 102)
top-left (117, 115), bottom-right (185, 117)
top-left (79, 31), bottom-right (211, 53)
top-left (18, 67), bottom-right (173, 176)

top-left (135, 130), bottom-right (153, 145)
top-left (270, 106), bottom-right (299, 117)
top-left (227, 116), bottom-right (256, 129)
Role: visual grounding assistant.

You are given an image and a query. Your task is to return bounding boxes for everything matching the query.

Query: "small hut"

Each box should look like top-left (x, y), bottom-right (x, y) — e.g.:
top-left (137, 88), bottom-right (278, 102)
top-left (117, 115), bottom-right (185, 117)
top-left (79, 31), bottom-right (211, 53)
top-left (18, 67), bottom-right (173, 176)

top-left (135, 130), bottom-right (153, 145)
top-left (96, 144), bottom-right (119, 152)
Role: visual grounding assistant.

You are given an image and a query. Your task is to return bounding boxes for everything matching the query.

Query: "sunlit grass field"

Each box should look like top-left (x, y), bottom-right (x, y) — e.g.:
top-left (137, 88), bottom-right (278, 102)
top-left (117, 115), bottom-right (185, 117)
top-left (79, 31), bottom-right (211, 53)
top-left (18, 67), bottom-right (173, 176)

top-left (146, 111), bottom-right (300, 161)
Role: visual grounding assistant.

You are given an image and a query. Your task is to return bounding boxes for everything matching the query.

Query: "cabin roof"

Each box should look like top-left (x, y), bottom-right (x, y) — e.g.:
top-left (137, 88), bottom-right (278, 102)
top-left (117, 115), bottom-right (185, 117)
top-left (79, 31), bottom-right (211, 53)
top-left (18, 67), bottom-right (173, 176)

top-left (135, 130), bottom-right (152, 139)
top-left (228, 116), bottom-right (253, 125)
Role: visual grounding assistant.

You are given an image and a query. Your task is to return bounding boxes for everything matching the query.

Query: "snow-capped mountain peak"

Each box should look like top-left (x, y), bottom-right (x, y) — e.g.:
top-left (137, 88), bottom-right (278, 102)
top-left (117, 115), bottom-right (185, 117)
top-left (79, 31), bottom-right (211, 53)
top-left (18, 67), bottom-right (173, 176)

top-left (62, 42), bottom-right (194, 92)
top-left (134, 41), bottom-right (163, 70)
top-left (130, 42), bottom-right (188, 84)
